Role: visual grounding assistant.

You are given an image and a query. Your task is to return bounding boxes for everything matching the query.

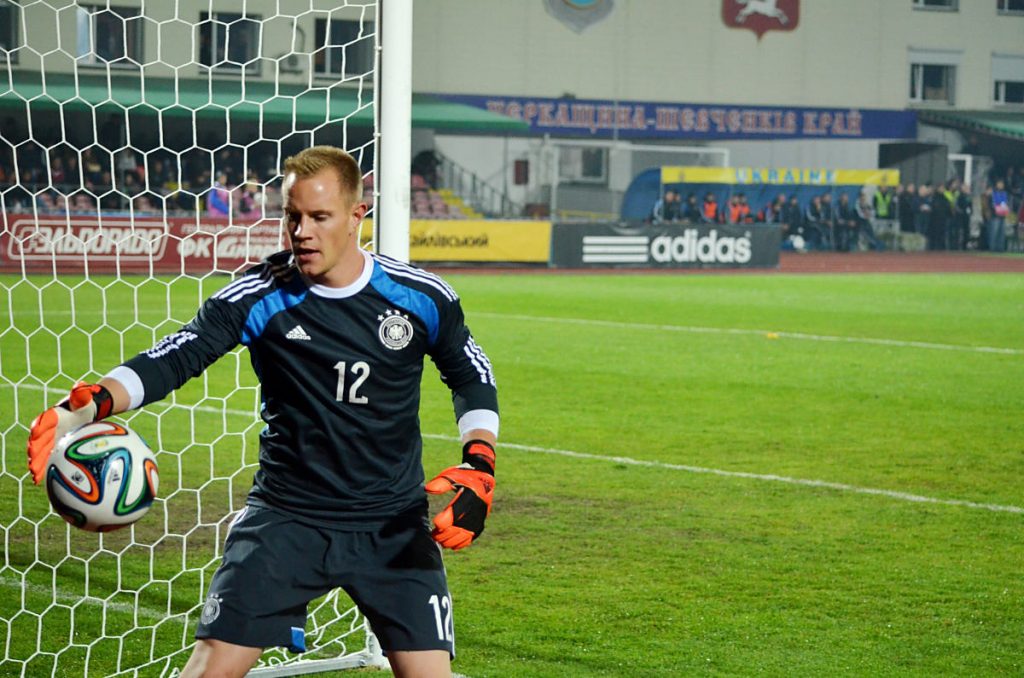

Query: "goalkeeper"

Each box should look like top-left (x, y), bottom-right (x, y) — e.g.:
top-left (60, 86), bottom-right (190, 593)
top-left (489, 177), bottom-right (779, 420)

top-left (27, 146), bottom-right (498, 678)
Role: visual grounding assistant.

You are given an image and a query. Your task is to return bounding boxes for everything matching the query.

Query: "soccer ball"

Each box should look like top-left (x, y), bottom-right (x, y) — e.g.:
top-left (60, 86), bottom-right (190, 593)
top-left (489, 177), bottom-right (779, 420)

top-left (46, 421), bottom-right (159, 532)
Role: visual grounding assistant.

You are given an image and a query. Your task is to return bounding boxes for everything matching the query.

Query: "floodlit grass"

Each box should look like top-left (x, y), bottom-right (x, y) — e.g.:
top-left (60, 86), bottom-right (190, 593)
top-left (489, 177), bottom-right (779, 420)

top-left (2, 271), bottom-right (1023, 676)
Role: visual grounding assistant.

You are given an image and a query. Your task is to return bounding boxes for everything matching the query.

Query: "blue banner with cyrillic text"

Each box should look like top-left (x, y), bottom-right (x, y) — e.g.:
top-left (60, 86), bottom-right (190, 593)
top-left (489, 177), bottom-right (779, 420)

top-left (432, 93), bottom-right (917, 141)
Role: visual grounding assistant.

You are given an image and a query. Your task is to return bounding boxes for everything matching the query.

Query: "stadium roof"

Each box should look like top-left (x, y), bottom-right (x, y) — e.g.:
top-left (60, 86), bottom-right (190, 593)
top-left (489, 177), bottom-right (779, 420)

top-left (0, 73), bottom-right (529, 132)
top-left (917, 110), bottom-right (1024, 142)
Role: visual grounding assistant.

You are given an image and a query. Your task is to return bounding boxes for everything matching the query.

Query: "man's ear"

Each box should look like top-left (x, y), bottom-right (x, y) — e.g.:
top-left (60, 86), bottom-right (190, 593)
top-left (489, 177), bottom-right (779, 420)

top-left (349, 200), bottom-right (368, 233)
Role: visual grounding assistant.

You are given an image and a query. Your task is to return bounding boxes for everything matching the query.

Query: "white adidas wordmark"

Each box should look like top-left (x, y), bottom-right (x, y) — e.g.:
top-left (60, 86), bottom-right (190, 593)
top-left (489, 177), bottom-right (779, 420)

top-left (286, 325), bottom-right (312, 341)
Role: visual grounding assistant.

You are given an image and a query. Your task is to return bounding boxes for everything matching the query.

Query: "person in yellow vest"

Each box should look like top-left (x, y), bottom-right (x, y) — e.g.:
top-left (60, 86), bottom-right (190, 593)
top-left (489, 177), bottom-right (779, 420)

top-left (940, 179), bottom-right (961, 250)
top-left (873, 185), bottom-right (894, 225)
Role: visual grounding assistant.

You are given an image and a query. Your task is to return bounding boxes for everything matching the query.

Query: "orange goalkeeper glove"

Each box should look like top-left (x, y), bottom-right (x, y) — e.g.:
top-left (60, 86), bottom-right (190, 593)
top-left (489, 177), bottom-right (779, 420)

top-left (27, 382), bottom-right (114, 485)
top-left (425, 440), bottom-right (495, 550)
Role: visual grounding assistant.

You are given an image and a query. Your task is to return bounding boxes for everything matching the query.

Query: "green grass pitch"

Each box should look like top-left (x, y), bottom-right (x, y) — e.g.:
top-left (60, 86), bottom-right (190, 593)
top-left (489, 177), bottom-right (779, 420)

top-left (1, 270), bottom-right (1022, 676)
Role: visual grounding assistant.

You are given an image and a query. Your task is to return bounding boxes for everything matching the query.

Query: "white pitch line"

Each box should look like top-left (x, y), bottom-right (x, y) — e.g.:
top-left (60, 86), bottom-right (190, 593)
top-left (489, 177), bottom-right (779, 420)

top-left (421, 433), bottom-right (1024, 516)
top-left (7, 309), bottom-right (1019, 354)
top-left (8, 384), bottom-right (1022, 515)
top-left (470, 311), bottom-right (1024, 356)
top-left (0, 576), bottom-right (179, 622)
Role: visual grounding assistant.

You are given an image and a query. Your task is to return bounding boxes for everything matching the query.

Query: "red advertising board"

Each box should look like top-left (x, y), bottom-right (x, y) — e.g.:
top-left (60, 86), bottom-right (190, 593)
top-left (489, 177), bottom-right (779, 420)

top-left (0, 214), bottom-right (286, 275)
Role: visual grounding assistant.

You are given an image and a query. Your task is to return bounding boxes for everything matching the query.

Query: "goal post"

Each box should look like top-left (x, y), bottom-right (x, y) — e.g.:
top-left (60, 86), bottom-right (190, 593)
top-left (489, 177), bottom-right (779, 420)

top-left (0, 1), bottom-right (406, 675)
top-left (374, 0), bottom-right (412, 263)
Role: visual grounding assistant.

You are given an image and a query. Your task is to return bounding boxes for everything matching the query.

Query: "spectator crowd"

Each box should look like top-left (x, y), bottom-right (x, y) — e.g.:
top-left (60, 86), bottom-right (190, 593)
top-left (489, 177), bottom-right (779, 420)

top-left (0, 139), bottom-right (284, 221)
top-left (3, 119), bottom-right (1022, 248)
top-left (0, 142), bottom-right (475, 222)
top-left (650, 166), bottom-right (1023, 253)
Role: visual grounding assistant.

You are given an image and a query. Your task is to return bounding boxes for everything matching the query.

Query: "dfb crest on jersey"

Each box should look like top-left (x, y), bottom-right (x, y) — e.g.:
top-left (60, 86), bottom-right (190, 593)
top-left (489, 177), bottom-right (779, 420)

top-left (722, 0), bottom-right (799, 40)
top-left (544, 0), bottom-right (614, 34)
top-left (378, 309), bottom-right (413, 350)
top-left (201, 595), bottom-right (222, 625)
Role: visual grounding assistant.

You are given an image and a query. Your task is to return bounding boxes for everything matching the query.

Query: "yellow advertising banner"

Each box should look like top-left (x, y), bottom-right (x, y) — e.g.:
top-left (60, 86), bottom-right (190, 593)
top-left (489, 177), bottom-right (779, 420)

top-left (359, 219), bottom-right (551, 262)
top-left (661, 166), bottom-right (900, 187)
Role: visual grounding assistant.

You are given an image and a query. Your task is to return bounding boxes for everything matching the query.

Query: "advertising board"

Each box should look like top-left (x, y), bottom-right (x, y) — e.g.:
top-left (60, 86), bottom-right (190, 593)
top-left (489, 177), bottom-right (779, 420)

top-left (551, 222), bottom-right (781, 269)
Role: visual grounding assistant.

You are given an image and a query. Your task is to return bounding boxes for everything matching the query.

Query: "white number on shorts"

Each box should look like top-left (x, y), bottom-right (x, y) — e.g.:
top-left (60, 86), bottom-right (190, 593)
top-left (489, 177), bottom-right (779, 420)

top-left (428, 594), bottom-right (454, 642)
top-left (334, 361), bottom-right (370, 404)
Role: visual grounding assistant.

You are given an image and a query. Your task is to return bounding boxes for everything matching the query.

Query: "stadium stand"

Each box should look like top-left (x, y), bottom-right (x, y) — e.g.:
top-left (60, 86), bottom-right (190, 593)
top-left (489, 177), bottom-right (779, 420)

top-left (0, 150), bottom-right (485, 220)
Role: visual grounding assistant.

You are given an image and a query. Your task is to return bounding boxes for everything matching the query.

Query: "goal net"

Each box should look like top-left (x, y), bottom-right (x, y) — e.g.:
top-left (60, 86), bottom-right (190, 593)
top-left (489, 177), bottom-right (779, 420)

top-left (0, 1), bottom-right (388, 675)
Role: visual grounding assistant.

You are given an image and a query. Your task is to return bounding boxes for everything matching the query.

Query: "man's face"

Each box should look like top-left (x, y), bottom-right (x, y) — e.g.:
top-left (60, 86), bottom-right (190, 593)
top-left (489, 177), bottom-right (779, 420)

top-left (284, 168), bottom-right (367, 287)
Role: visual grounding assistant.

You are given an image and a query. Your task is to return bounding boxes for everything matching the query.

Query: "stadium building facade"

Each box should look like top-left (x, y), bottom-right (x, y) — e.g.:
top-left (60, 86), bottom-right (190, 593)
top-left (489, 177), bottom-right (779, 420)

top-left (412, 0), bottom-right (1024, 217)
top-left (2, 0), bottom-right (1022, 219)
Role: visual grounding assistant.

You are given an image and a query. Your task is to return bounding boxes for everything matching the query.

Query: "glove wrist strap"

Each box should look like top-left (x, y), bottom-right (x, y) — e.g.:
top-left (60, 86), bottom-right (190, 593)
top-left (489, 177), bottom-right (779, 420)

top-left (91, 384), bottom-right (114, 420)
top-left (462, 440), bottom-right (495, 475)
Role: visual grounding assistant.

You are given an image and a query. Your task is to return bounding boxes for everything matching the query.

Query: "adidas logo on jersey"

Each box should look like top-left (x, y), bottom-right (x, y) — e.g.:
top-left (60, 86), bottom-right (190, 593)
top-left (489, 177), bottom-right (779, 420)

top-left (286, 325), bottom-right (312, 341)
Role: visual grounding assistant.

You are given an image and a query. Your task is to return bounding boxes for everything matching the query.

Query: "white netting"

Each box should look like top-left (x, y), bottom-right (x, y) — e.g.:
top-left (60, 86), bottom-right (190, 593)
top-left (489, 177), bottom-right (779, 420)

top-left (0, 1), bottom-right (383, 675)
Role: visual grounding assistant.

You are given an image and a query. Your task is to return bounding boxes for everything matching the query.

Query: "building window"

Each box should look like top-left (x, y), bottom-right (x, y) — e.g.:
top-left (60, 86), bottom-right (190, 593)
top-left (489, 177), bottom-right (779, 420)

top-left (0, 0), bottom-right (18, 63)
top-left (559, 147), bottom-right (607, 184)
top-left (313, 19), bottom-right (375, 78)
top-left (910, 63), bottom-right (956, 104)
top-left (998, 0), bottom-right (1024, 14)
top-left (994, 81), bottom-right (1024, 104)
top-left (908, 49), bottom-right (961, 105)
top-left (993, 54), bottom-right (1024, 104)
top-left (75, 5), bottom-right (142, 67)
top-left (913, 0), bottom-right (958, 9)
top-left (198, 12), bottom-right (261, 73)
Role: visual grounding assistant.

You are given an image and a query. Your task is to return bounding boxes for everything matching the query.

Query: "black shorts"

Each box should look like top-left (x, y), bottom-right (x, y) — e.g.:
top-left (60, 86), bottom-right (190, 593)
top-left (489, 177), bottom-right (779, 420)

top-left (195, 504), bottom-right (455, 657)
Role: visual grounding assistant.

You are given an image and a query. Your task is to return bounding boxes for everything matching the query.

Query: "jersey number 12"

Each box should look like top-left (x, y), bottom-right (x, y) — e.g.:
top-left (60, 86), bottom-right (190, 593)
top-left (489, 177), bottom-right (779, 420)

top-left (334, 361), bottom-right (370, 404)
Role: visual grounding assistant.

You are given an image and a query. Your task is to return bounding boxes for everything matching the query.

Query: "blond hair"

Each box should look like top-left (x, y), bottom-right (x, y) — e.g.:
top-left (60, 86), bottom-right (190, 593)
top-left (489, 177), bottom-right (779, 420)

top-left (282, 146), bottom-right (363, 202)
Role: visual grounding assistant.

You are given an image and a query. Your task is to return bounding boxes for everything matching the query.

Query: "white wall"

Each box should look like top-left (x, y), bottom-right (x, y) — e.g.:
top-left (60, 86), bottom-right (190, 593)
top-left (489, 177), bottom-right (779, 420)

top-left (15, 1), bottom-right (1022, 110)
top-left (12, 0), bottom-right (1022, 208)
top-left (413, 0), bottom-right (1024, 111)
top-left (720, 140), bottom-right (881, 170)
top-left (433, 135), bottom-right (538, 207)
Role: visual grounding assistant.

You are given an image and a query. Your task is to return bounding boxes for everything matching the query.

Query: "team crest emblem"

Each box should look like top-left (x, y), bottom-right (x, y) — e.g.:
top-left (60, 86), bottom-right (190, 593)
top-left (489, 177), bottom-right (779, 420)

top-left (378, 309), bottom-right (414, 350)
top-left (200, 595), bottom-right (222, 625)
top-left (543, 0), bottom-right (614, 34)
top-left (722, 0), bottom-right (799, 39)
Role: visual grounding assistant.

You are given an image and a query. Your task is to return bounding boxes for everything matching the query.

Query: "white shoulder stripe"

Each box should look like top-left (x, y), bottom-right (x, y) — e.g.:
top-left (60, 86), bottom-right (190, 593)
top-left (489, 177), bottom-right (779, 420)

top-left (401, 263), bottom-right (458, 299)
top-left (468, 340), bottom-right (495, 383)
top-left (376, 256), bottom-right (455, 293)
top-left (377, 260), bottom-right (458, 302)
top-left (213, 276), bottom-right (268, 301)
top-left (376, 256), bottom-right (458, 300)
top-left (463, 345), bottom-right (489, 384)
top-left (212, 269), bottom-right (277, 298)
top-left (225, 278), bottom-right (273, 303)
top-left (468, 338), bottom-right (496, 386)
top-left (212, 258), bottom-right (294, 300)
top-left (212, 275), bottom-right (260, 299)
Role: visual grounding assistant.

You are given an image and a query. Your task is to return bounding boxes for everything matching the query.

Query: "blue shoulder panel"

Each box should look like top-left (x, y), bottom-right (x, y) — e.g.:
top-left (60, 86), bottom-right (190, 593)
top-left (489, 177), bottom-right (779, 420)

top-left (241, 287), bottom-right (308, 345)
top-left (369, 262), bottom-right (440, 345)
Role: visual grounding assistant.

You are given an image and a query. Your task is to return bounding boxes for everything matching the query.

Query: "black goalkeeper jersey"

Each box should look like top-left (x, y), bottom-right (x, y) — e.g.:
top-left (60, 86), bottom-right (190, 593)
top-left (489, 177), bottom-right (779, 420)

top-left (121, 250), bottom-right (498, 528)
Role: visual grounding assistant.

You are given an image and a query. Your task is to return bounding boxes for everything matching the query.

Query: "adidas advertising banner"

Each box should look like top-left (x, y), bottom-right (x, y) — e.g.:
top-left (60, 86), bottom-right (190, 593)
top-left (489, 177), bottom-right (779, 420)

top-left (550, 222), bottom-right (782, 269)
